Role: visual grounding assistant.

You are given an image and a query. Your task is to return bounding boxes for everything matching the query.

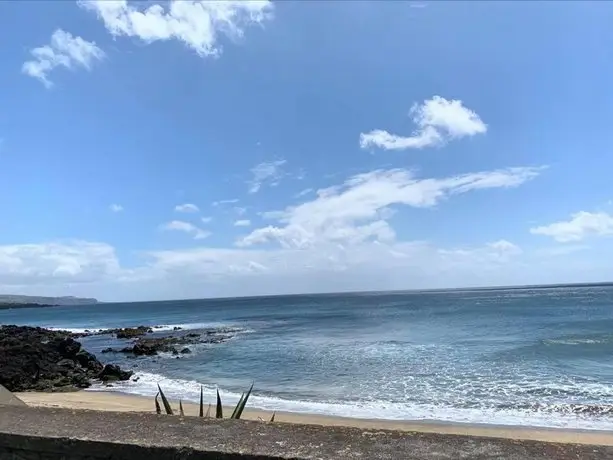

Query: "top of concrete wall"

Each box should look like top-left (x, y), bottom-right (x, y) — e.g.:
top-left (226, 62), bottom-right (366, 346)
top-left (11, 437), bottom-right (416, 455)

top-left (0, 385), bottom-right (26, 407)
top-left (1, 405), bottom-right (612, 459)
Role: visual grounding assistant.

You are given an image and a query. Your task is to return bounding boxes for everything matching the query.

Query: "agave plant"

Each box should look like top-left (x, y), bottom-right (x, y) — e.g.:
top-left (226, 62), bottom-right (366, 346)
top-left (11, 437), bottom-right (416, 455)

top-left (157, 384), bottom-right (174, 415)
top-left (155, 382), bottom-right (256, 420)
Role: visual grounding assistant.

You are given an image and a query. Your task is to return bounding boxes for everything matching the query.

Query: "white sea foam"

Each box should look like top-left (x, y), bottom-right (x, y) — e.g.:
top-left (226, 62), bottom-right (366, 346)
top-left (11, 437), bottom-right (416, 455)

top-left (46, 322), bottom-right (251, 334)
top-left (89, 371), bottom-right (613, 431)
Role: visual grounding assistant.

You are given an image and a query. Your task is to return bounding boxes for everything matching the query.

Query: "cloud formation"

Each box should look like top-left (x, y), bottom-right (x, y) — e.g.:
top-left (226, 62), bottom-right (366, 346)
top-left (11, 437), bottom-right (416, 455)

top-left (360, 96), bottom-right (487, 151)
top-left (248, 160), bottom-right (286, 193)
top-left (234, 219), bottom-right (251, 227)
top-left (22, 29), bottom-right (104, 87)
top-left (531, 211), bottom-right (613, 242)
top-left (0, 241), bottom-right (121, 285)
top-left (79, 0), bottom-right (273, 57)
top-left (109, 204), bottom-right (123, 212)
top-left (175, 203), bottom-right (200, 213)
top-left (161, 220), bottom-right (210, 240)
top-left (239, 166), bottom-right (543, 249)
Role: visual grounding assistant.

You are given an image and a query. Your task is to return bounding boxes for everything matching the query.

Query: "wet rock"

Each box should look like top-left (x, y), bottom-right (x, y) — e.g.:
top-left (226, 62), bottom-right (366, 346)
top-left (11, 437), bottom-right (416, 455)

top-left (115, 326), bottom-right (153, 339)
top-left (72, 325), bottom-right (154, 339)
top-left (0, 325), bottom-right (133, 392)
top-left (100, 347), bottom-right (116, 354)
top-left (98, 364), bottom-right (133, 382)
top-left (130, 342), bottom-right (158, 356)
top-left (180, 348), bottom-right (191, 354)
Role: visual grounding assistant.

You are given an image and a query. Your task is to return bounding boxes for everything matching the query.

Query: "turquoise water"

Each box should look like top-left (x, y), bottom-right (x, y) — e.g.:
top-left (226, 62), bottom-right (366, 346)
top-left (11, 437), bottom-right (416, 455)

top-left (3, 285), bottom-right (613, 430)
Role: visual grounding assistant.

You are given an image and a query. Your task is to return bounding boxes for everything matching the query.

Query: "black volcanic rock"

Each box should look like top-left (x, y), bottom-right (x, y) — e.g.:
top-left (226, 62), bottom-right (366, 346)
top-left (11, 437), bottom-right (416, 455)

top-left (0, 325), bottom-right (132, 392)
top-left (98, 364), bottom-right (132, 382)
top-left (118, 329), bottom-right (239, 356)
top-left (115, 326), bottom-right (152, 339)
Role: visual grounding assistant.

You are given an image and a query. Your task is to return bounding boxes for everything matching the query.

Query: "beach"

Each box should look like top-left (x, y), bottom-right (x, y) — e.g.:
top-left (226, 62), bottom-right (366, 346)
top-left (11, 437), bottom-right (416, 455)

top-left (17, 391), bottom-right (613, 446)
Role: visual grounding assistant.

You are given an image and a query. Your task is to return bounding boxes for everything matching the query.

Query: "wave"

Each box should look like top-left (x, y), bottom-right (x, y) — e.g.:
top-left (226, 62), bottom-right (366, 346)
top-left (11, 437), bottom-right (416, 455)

top-left (47, 322), bottom-right (252, 335)
top-left (89, 371), bottom-right (613, 431)
top-left (543, 335), bottom-right (613, 346)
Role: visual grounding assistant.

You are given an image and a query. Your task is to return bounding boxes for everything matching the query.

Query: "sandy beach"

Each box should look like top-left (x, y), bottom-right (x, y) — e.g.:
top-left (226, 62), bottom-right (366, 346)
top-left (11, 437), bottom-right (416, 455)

top-left (16, 391), bottom-right (613, 446)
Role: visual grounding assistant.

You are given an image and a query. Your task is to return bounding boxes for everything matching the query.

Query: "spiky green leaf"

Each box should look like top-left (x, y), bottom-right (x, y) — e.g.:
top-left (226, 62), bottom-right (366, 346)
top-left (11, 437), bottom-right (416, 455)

top-left (179, 399), bottom-right (185, 417)
top-left (230, 393), bottom-right (245, 419)
top-left (154, 392), bottom-right (161, 415)
top-left (216, 389), bottom-right (223, 419)
top-left (270, 411), bottom-right (276, 423)
top-left (157, 384), bottom-right (174, 415)
top-left (205, 403), bottom-right (211, 419)
top-left (199, 385), bottom-right (204, 417)
top-left (233, 382), bottom-right (254, 420)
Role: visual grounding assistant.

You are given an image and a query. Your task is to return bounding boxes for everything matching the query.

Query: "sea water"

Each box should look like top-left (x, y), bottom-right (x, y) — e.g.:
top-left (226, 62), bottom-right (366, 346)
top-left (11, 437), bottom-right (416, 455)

top-left (3, 285), bottom-right (613, 430)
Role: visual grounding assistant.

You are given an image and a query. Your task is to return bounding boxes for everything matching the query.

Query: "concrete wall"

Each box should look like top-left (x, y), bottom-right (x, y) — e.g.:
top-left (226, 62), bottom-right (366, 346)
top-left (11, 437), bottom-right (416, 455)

top-left (1, 405), bottom-right (612, 460)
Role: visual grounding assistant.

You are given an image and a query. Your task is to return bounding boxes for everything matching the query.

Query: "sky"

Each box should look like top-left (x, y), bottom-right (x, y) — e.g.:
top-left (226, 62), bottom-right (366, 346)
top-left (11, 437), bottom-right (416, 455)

top-left (1, 1), bottom-right (613, 302)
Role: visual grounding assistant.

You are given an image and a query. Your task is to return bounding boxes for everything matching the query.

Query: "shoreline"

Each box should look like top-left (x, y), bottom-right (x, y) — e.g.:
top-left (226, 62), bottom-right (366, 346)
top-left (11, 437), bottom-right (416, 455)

top-left (15, 390), bottom-right (613, 446)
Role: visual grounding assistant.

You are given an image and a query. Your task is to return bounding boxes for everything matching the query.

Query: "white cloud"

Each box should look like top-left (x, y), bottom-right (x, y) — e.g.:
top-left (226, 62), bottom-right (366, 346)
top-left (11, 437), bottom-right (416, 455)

top-left (248, 160), bottom-right (286, 193)
top-left (22, 29), bottom-right (104, 87)
top-left (175, 203), bottom-right (200, 213)
top-left (0, 166), bottom-right (565, 301)
top-left (238, 166), bottom-right (543, 249)
top-left (109, 204), bottom-right (124, 212)
top-left (79, 0), bottom-right (273, 57)
top-left (360, 96), bottom-right (487, 151)
top-left (6, 235), bottom-right (613, 302)
top-left (530, 211), bottom-right (613, 242)
top-left (234, 206), bottom-right (247, 216)
top-left (213, 199), bottom-right (239, 207)
top-left (161, 220), bottom-right (210, 240)
top-left (201, 216), bottom-right (213, 224)
top-left (234, 219), bottom-right (251, 227)
top-left (295, 188), bottom-right (313, 198)
top-left (0, 241), bottom-right (121, 285)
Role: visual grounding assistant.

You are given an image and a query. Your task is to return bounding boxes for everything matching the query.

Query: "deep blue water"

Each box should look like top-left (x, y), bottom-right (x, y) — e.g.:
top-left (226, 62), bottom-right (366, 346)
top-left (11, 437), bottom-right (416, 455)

top-left (3, 285), bottom-right (613, 429)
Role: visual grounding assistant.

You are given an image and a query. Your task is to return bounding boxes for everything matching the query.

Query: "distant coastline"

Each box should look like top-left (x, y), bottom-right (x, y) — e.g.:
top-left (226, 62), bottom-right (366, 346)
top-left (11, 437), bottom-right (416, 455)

top-left (0, 295), bottom-right (98, 310)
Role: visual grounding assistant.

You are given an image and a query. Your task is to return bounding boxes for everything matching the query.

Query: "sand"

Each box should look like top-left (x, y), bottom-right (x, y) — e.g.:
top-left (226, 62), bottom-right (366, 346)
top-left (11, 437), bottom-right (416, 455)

top-left (15, 391), bottom-right (613, 446)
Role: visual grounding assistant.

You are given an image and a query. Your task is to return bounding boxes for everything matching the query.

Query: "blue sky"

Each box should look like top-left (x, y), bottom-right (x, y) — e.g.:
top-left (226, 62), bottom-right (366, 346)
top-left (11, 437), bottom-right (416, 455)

top-left (1, 1), bottom-right (613, 301)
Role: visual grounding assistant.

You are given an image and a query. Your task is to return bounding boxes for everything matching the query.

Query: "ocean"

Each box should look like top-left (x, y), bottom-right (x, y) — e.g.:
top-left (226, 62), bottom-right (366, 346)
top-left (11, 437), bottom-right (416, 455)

top-left (3, 285), bottom-right (613, 430)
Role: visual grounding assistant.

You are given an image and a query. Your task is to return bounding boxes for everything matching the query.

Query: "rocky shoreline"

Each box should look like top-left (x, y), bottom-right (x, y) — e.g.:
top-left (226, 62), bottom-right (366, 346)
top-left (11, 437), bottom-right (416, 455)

top-left (0, 324), bottom-right (241, 392)
top-left (0, 325), bottom-right (133, 392)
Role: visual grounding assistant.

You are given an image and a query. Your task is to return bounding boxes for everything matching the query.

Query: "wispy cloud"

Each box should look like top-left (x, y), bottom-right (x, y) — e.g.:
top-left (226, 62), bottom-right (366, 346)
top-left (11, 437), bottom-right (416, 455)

top-left (295, 188), bottom-right (313, 198)
top-left (213, 199), bottom-right (239, 207)
top-left (248, 160), bottom-right (286, 193)
top-left (79, 0), bottom-right (274, 57)
top-left (175, 203), bottom-right (200, 213)
top-left (531, 211), bottom-right (613, 242)
top-left (201, 216), bottom-right (213, 224)
top-left (109, 204), bottom-right (123, 212)
top-left (360, 96), bottom-right (487, 151)
top-left (238, 166), bottom-right (543, 248)
top-left (22, 29), bottom-right (105, 87)
top-left (234, 219), bottom-right (252, 227)
top-left (161, 220), bottom-right (210, 240)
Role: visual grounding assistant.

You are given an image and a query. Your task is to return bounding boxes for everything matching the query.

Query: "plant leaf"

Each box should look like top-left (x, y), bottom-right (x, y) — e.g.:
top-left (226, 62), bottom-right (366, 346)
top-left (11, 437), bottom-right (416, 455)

top-left (157, 384), bottom-right (174, 415)
top-left (270, 411), bottom-right (276, 423)
top-left (233, 382), bottom-right (254, 420)
top-left (216, 389), bottom-right (223, 419)
top-left (230, 393), bottom-right (245, 419)
top-left (205, 403), bottom-right (211, 419)
top-left (179, 399), bottom-right (185, 417)
top-left (154, 392), bottom-right (161, 415)
top-left (199, 385), bottom-right (204, 417)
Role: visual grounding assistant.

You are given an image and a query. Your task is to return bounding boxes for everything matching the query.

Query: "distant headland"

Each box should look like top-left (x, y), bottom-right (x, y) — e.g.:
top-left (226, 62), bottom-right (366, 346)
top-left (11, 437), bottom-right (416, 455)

top-left (0, 295), bottom-right (98, 310)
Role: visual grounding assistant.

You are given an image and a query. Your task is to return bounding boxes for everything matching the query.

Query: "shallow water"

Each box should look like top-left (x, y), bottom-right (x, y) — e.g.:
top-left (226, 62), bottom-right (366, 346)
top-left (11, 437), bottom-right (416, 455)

top-left (3, 285), bottom-right (613, 430)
